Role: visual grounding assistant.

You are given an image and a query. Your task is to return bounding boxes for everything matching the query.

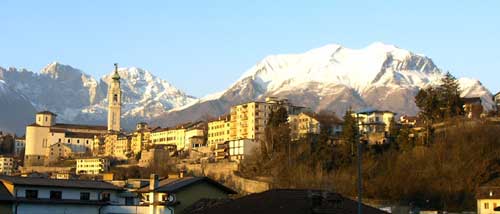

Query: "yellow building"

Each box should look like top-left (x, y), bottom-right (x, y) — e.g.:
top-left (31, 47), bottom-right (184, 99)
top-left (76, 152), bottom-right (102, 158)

top-left (289, 112), bottom-right (321, 140)
top-left (75, 158), bottom-right (110, 175)
top-left (150, 122), bottom-right (205, 151)
top-left (131, 122), bottom-right (152, 155)
top-left (207, 115), bottom-right (231, 149)
top-left (477, 183), bottom-right (500, 214)
top-left (0, 156), bottom-right (14, 175)
top-left (229, 97), bottom-right (306, 144)
top-left (103, 133), bottom-right (131, 160)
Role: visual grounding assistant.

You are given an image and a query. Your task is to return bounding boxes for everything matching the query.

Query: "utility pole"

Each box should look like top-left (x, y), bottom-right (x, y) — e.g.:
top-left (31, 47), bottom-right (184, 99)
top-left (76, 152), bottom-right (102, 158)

top-left (356, 113), bottom-right (362, 214)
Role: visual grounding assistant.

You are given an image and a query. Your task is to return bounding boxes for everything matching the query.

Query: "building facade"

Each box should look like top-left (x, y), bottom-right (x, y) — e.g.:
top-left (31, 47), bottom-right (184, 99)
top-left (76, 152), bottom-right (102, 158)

top-left (0, 156), bottom-right (14, 175)
top-left (76, 158), bottom-right (110, 175)
top-left (150, 122), bottom-right (205, 151)
top-left (353, 109), bottom-right (395, 134)
top-left (14, 137), bottom-right (25, 157)
top-left (24, 111), bottom-right (108, 166)
top-left (207, 115), bottom-right (231, 149)
top-left (229, 97), bottom-right (305, 144)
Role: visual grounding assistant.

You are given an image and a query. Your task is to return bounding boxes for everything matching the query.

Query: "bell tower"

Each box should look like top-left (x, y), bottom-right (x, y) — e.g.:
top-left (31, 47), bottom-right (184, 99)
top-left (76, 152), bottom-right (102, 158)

top-left (107, 63), bottom-right (122, 132)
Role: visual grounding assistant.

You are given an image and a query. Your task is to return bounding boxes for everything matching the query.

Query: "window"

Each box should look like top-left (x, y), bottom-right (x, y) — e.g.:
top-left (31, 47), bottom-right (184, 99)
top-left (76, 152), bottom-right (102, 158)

top-left (100, 192), bottom-right (111, 202)
top-left (80, 192), bottom-right (90, 200)
top-left (113, 94), bottom-right (118, 102)
top-left (50, 191), bottom-right (62, 200)
top-left (25, 190), bottom-right (38, 199)
top-left (485, 202), bottom-right (490, 209)
top-left (125, 197), bottom-right (134, 205)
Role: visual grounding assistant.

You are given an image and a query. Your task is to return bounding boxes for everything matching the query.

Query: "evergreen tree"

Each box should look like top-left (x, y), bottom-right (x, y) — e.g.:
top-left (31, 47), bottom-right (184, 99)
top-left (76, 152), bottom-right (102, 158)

top-left (341, 108), bottom-right (358, 156)
top-left (438, 72), bottom-right (464, 118)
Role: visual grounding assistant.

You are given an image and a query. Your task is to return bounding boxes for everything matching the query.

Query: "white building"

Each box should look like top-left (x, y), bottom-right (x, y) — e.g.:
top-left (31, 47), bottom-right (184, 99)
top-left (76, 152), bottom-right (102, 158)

top-left (14, 137), bottom-right (25, 157)
top-left (0, 175), bottom-right (137, 214)
top-left (228, 139), bottom-right (258, 161)
top-left (353, 109), bottom-right (395, 134)
top-left (76, 158), bottom-right (110, 175)
top-left (0, 156), bottom-right (14, 175)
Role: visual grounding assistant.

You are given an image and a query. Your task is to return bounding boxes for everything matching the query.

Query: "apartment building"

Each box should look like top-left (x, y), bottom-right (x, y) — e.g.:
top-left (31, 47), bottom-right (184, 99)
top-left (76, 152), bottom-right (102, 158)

top-left (353, 109), bottom-right (395, 134)
top-left (207, 115), bottom-right (231, 149)
top-left (14, 137), bottom-right (25, 157)
top-left (289, 112), bottom-right (343, 140)
top-left (131, 122), bottom-right (152, 155)
top-left (0, 156), bottom-right (14, 175)
top-left (76, 158), bottom-right (110, 175)
top-left (229, 97), bottom-right (306, 143)
top-left (150, 122), bottom-right (205, 151)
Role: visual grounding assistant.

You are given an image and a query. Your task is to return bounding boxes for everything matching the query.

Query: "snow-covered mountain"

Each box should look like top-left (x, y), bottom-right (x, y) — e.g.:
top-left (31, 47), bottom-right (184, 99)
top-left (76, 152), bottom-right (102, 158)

top-left (0, 42), bottom-right (494, 134)
top-left (152, 42), bottom-right (494, 127)
top-left (0, 62), bottom-right (196, 134)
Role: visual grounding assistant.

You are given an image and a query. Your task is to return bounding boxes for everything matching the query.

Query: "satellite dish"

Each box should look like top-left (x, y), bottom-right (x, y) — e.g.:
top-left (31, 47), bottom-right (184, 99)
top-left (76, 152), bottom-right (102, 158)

top-left (167, 194), bottom-right (176, 203)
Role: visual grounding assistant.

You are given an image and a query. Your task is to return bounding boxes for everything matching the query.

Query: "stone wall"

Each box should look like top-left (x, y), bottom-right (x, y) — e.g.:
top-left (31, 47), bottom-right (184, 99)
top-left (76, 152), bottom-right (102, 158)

top-left (179, 161), bottom-right (269, 194)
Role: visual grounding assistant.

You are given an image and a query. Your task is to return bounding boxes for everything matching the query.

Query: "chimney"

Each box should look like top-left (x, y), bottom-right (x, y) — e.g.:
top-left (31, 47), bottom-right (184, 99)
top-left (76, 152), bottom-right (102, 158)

top-left (149, 174), bottom-right (159, 191)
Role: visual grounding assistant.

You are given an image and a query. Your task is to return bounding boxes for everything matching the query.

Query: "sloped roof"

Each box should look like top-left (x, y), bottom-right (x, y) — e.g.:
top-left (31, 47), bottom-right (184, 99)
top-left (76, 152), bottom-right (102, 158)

top-left (53, 123), bottom-right (107, 130)
top-left (0, 176), bottom-right (122, 191)
top-left (0, 182), bottom-right (14, 202)
top-left (187, 189), bottom-right (387, 214)
top-left (137, 177), bottom-right (236, 194)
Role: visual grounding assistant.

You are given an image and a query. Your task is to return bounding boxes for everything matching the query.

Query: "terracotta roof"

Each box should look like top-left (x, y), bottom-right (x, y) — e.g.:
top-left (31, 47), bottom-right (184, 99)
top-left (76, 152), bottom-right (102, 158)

top-left (137, 177), bottom-right (236, 194)
top-left (187, 189), bottom-right (387, 214)
top-left (52, 123), bottom-right (107, 131)
top-left (0, 176), bottom-right (122, 191)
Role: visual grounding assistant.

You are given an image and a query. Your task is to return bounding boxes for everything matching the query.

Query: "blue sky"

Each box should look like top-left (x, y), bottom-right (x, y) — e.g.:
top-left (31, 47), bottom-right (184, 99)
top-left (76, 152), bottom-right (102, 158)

top-left (1, 0), bottom-right (499, 97)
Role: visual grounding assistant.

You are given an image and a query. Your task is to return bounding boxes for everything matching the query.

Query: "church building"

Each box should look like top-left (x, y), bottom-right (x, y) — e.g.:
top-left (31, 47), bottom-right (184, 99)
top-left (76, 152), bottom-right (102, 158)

top-left (24, 64), bottom-right (123, 166)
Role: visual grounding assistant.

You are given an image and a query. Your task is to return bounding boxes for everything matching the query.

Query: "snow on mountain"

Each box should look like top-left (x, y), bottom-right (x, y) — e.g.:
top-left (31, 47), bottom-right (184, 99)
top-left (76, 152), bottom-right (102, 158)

top-left (0, 62), bottom-right (196, 133)
top-left (153, 42), bottom-right (493, 127)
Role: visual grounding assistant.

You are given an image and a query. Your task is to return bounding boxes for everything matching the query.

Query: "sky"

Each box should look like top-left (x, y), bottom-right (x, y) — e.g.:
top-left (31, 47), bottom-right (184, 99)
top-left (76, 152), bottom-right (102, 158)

top-left (0, 0), bottom-right (499, 97)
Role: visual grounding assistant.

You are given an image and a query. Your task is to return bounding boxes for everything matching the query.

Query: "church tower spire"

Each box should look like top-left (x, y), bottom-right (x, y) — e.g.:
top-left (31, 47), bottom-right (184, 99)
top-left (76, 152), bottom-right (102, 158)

top-left (108, 63), bottom-right (122, 132)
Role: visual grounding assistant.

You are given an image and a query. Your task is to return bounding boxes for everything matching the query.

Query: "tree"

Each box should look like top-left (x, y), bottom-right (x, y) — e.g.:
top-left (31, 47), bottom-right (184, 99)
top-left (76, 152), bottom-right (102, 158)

top-left (438, 72), bottom-right (464, 118)
top-left (341, 108), bottom-right (358, 157)
top-left (415, 72), bottom-right (464, 123)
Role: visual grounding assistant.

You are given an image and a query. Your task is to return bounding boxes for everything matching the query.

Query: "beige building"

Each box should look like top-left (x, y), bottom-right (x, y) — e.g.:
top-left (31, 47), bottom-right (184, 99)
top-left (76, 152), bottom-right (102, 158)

top-left (207, 115), bottom-right (231, 149)
top-left (288, 112), bottom-right (343, 140)
top-left (0, 155), bottom-right (14, 175)
top-left (150, 122), bottom-right (205, 151)
top-left (24, 111), bottom-right (108, 166)
top-left (47, 142), bottom-right (74, 163)
top-left (103, 133), bottom-right (131, 160)
top-left (229, 97), bottom-right (305, 144)
top-left (76, 158), bottom-right (110, 175)
top-left (477, 181), bottom-right (500, 214)
top-left (131, 122), bottom-right (152, 155)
